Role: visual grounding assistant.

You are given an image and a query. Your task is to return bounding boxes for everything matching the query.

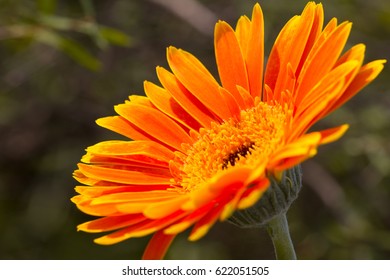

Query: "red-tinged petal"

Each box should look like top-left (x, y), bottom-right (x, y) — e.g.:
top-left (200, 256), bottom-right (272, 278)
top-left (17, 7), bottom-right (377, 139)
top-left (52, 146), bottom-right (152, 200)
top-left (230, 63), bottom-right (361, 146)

top-left (188, 203), bottom-right (225, 241)
top-left (318, 124), bottom-right (349, 145)
top-left (94, 211), bottom-right (186, 244)
top-left (295, 22), bottom-right (352, 104)
top-left (77, 214), bottom-right (147, 233)
top-left (237, 179), bottom-right (269, 209)
top-left (142, 230), bottom-right (176, 260)
top-left (156, 66), bottom-right (216, 128)
top-left (144, 81), bottom-right (202, 132)
top-left (167, 47), bottom-right (231, 120)
top-left (215, 20), bottom-right (248, 108)
top-left (163, 203), bottom-right (215, 235)
top-left (115, 104), bottom-right (193, 152)
top-left (143, 196), bottom-right (189, 219)
top-left (182, 167), bottom-right (252, 211)
top-left (77, 163), bottom-right (172, 185)
top-left (245, 3), bottom-right (264, 99)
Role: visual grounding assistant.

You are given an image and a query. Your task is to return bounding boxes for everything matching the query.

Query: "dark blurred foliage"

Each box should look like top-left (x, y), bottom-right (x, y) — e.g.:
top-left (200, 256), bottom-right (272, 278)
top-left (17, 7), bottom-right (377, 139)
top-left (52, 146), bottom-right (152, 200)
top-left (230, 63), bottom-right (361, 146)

top-left (0, 0), bottom-right (389, 260)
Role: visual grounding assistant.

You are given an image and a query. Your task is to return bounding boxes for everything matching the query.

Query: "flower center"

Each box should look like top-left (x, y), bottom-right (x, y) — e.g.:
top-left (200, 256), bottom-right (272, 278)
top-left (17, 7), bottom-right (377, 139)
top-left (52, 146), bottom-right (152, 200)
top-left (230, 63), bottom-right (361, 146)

top-left (172, 101), bottom-right (288, 192)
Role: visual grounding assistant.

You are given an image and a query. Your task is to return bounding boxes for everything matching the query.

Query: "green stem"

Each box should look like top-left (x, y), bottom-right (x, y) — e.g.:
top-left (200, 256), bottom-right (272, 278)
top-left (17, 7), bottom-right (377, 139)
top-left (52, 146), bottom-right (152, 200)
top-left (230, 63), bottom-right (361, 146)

top-left (266, 212), bottom-right (297, 260)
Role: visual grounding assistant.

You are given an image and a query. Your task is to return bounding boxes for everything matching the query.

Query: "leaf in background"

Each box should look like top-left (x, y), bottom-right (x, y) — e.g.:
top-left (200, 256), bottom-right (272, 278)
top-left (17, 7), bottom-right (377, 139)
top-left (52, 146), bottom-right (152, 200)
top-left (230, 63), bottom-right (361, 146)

top-left (34, 29), bottom-right (101, 71)
top-left (99, 26), bottom-right (132, 47)
top-left (37, 0), bottom-right (57, 14)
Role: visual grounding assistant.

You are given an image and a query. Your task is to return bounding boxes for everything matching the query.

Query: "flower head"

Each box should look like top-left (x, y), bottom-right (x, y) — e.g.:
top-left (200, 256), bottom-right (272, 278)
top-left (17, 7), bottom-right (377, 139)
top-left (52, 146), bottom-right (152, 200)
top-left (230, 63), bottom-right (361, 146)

top-left (72, 2), bottom-right (385, 259)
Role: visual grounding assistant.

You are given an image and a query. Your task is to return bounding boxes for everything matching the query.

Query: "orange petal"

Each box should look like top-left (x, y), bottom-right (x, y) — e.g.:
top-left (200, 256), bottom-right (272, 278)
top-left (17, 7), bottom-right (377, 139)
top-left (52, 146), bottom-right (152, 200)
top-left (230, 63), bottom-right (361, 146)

top-left (96, 116), bottom-right (152, 141)
top-left (115, 103), bottom-right (193, 152)
top-left (275, 3), bottom-right (316, 97)
top-left (74, 185), bottom-right (171, 197)
top-left (142, 230), bottom-right (176, 260)
top-left (245, 3), bottom-right (264, 99)
top-left (318, 124), bottom-right (349, 145)
top-left (143, 196), bottom-right (189, 219)
top-left (90, 191), bottom-right (181, 205)
top-left (94, 211), bottom-right (186, 245)
top-left (144, 80), bottom-right (201, 132)
top-left (77, 214), bottom-right (147, 233)
top-left (77, 163), bottom-right (172, 185)
top-left (219, 87), bottom-right (241, 119)
top-left (235, 15), bottom-right (251, 57)
top-left (188, 203), bottom-right (225, 241)
top-left (237, 179), bottom-right (269, 209)
top-left (295, 21), bottom-right (352, 104)
top-left (269, 132), bottom-right (321, 169)
top-left (167, 47), bottom-right (231, 120)
top-left (215, 20), bottom-right (248, 107)
top-left (86, 140), bottom-right (174, 163)
top-left (163, 202), bottom-right (214, 235)
top-left (296, 60), bottom-right (360, 117)
top-left (296, 3), bottom-right (324, 77)
top-left (330, 59), bottom-right (386, 112)
top-left (157, 66), bottom-right (216, 128)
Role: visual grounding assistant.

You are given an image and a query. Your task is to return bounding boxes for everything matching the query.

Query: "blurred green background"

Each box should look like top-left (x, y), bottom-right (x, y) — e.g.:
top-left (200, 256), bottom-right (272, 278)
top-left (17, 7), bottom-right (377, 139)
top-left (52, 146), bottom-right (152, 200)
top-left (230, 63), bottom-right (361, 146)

top-left (0, 0), bottom-right (389, 260)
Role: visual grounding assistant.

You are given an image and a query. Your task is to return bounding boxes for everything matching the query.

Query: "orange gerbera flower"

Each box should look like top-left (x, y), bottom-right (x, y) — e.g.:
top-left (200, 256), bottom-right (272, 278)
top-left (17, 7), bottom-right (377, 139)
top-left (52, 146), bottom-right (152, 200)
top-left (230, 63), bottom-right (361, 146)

top-left (72, 2), bottom-right (385, 259)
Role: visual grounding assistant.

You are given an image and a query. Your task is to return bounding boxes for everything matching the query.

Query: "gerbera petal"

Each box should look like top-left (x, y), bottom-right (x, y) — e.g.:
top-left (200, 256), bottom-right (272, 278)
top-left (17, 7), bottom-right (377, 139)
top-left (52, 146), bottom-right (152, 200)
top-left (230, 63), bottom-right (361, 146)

top-left (296, 60), bottom-right (360, 117)
top-left (235, 15), bottom-right (251, 56)
top-left (265, 2), bottom-right (316, 96)
top-left (77, 214), bottom-right (147, 233)
top-left (97, 116), bottom-right (153, 141)
top-left (188, 203), bottom-right (225, 241)
top-left (77, 163), bottom-right (172, 185)
top-left (90, 191), bottom-right (180, 205)
top-left (75, 185), bottom-right (171, 197)
top-left (182, 167), bottom-right (253, 211)
top-left (295, 21), bottom-right (352, 104)
top-left (318, 124), bottom-right (349, 145)
top-left (86, 140), bottom-right (174, 163)
top-left (329, 59), bottom-right (386, 112)
top-left (245, 3), bottom-right (264, 99)
top-left (142, 230), bottom-right (176, 260)
top-left (269, 132), bottom-right (321, 169)
top-left (94, 211), bottom-right (186, 245)
top-left (237, 179), bottom-right (269, 209)
top-left (143, 196), bottom-right (189, 219)
top-left (144, 80), bottom-right (202, 132)
top-left (167, 46), bottom-right (231, 120)
top-left (163, 202), bottom-right (215, 235)
top-left (215, 20), bottom-right (248, 108)
top-left (156, 66), bottom-right (216, 128)
top-left (115, 103), bottom-right (193, 152)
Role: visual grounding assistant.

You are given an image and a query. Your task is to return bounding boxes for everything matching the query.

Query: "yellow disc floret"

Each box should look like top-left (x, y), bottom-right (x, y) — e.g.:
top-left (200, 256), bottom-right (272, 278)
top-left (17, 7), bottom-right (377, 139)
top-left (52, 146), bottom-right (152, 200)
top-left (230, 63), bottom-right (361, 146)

top-left (173, 101), bottom-right (289, 192)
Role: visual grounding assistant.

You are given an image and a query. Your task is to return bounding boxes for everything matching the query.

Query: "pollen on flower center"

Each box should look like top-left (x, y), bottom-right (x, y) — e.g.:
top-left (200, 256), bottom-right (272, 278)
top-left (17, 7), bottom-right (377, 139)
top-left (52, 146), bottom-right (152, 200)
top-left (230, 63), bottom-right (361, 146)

top-left (172, 101), bottom-right (288, 192)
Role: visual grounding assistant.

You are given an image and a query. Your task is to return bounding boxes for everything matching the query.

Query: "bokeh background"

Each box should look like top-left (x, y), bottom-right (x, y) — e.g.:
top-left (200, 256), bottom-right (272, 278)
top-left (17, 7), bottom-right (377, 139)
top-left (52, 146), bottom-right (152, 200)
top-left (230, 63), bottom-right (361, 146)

top-left (0, 0), bottom-right (389, 260)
